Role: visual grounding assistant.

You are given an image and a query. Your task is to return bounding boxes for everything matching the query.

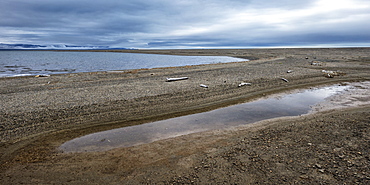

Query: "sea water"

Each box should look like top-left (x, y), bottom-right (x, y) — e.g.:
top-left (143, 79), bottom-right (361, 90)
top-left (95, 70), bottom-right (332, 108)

top-left (0, 51), bottom-right (246, 77)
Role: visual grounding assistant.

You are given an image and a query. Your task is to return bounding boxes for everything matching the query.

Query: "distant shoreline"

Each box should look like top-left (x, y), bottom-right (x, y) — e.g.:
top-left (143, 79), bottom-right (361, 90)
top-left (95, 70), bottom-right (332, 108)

top-left (1, 46), bottom-right (370, 51)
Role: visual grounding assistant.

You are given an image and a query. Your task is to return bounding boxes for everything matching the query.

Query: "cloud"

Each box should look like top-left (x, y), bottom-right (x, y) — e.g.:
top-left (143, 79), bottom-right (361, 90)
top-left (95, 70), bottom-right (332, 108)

top-left (0, 0), bottom-right (369, 48)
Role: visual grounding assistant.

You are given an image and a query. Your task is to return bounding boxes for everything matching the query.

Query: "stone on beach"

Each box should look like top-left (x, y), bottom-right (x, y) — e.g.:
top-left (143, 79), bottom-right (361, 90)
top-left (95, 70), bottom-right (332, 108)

top-left (166, 77), bottom-right (189, 82)
top-left (238, 82), bottom-right (252, 87)
top-left (281, 78), bottom-right (289, 82)
top-left (200, 84), bottom-right (208, 88)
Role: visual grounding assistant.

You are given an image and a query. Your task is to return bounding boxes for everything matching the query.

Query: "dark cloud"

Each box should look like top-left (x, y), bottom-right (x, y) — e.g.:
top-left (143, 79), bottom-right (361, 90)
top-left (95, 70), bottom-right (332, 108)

top-left (1, 0), bottom-right (369, 48)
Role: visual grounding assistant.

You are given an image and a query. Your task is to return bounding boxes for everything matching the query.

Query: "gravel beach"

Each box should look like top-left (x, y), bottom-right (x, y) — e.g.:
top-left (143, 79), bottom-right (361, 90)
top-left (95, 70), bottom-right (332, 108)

top-left (1, 48), bottom-right (369, 184)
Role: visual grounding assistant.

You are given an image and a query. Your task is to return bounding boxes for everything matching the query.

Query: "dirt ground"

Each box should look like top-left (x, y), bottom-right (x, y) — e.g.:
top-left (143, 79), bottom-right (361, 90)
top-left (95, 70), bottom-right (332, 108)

top-left (1, 48), bottom-right (369, 184)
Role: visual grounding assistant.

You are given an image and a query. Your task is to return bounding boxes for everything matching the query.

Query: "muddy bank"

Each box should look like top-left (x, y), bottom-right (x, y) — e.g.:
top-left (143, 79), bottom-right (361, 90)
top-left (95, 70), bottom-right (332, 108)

top-left (1, 48), bottom-right (370, 184)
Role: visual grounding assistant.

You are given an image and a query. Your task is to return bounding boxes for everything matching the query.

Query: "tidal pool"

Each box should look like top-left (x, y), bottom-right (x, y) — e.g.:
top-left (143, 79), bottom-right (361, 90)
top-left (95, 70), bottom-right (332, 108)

top-left (60, 84), bottom-right (350, 153)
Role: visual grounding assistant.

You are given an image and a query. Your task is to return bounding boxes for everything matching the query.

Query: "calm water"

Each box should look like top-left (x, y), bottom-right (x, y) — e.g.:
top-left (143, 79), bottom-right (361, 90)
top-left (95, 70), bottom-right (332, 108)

top-left (60, 84), bottom-right (349, 153)
top-left (0, 51), bottom-right (246, 77)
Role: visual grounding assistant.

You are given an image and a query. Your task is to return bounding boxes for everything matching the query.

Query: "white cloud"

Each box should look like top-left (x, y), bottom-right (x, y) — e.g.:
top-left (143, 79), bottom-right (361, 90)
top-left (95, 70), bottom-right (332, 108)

top-left (0, 0), bottom-right (369, 48)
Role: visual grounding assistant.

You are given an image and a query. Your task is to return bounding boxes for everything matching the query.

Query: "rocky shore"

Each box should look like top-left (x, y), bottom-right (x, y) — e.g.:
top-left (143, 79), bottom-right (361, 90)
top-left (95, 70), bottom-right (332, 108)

top-left (1, 48), bottom-right (369, 184)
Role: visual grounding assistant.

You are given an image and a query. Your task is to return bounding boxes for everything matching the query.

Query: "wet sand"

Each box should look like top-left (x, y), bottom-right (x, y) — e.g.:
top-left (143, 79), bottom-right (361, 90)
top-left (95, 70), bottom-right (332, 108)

top-left (1, 48), bottom-right (370, 184)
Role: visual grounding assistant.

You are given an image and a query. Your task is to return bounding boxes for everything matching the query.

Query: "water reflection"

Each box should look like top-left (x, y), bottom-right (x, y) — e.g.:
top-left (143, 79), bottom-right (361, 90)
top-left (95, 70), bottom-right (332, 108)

top-left (60, 85), bottom-right (348, 153)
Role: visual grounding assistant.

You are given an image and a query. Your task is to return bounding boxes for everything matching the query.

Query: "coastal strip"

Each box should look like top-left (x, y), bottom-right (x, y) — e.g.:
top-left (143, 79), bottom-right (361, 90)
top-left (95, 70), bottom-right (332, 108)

top-left (1, 48), bottom-right (369, 184)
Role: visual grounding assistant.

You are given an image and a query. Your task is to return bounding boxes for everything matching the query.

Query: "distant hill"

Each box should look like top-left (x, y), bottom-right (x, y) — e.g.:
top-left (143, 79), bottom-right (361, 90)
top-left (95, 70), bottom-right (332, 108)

top-left (0, 43), bottom-right (133, 50)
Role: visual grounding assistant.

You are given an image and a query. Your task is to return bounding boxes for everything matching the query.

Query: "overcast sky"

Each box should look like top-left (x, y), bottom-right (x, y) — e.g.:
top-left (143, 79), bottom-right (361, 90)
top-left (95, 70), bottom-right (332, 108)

top-left (1, 0), bottom-right (370, 49)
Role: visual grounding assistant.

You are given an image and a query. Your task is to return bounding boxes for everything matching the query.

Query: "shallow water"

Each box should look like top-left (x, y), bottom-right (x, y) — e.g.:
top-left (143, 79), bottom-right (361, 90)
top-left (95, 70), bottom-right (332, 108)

top-left (0, 51), bottom-right (245, 77)
top-left (60, 84), bottom-right (350, 153)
